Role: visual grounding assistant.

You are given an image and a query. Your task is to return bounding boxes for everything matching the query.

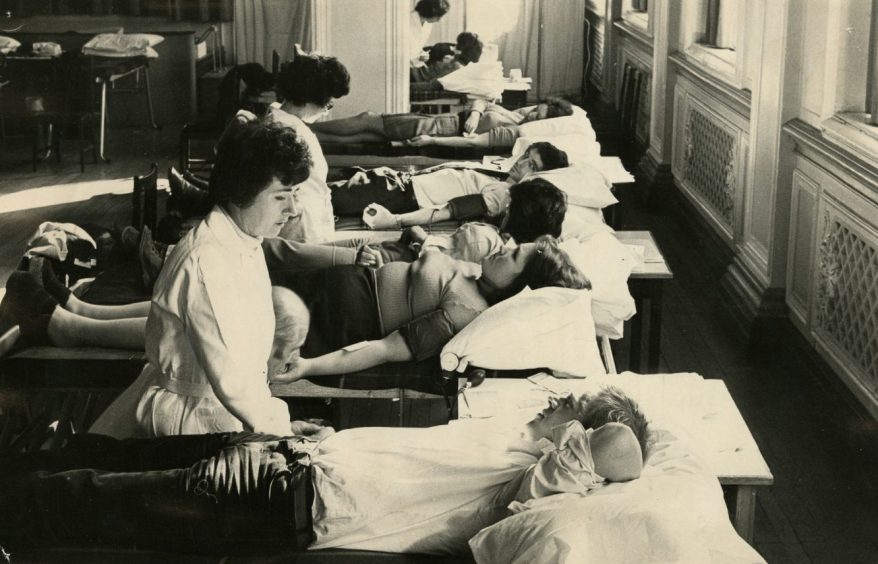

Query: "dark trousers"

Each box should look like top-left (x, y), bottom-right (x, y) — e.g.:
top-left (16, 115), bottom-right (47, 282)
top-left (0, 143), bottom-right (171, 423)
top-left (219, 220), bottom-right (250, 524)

top-left (0, 433), bottom-right (314, 553)
top-left (330, 176), bottom-right (419, 217)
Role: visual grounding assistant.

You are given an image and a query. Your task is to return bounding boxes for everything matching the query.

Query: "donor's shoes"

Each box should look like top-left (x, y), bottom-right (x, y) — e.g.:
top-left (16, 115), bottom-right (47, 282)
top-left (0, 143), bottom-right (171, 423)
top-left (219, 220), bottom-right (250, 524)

top-left (0, 270), bottom-right (60, 356)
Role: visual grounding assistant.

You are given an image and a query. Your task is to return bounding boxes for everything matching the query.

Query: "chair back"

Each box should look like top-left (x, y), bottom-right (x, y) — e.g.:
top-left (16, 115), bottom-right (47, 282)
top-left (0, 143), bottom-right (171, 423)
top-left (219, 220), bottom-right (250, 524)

top-left (133, 162), bottom-right (159, 232)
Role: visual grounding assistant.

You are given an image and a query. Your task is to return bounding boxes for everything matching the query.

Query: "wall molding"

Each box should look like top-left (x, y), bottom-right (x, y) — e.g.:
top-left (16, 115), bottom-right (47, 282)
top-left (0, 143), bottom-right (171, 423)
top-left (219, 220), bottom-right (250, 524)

top-left (312, 0), bottom-right (331, 54)
top-left (384, 0), bottom-right (408, 113)
top-left (614, 20), bottom-right (654, 56)
top-left (785, 119), bottom-right (878, 207)
top-left (669, 53), bottom-right (751, 120)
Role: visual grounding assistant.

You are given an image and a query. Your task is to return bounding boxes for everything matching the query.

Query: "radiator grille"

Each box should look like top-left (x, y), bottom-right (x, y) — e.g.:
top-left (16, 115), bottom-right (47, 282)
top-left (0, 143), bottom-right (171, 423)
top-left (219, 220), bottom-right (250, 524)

top-left (817, 214), bottom-right (878, 395)
top-left (682, 108), bottom-right (737, 225)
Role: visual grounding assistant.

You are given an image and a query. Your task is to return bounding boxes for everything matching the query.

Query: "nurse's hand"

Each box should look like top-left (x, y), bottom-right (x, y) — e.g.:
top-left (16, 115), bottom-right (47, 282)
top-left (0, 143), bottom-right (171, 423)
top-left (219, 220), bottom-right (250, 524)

top-left (356, 245), bottom-right (385, 268)
top-left (291, 419), bottom-right (336, 441)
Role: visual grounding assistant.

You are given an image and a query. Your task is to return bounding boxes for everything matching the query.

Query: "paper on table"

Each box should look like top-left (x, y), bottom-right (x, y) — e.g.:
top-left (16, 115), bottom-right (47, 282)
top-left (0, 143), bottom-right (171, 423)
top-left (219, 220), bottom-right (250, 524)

top-left (595, 157), bottom-right (635, 184)
top-left (624, 244), bottom-right (645, 269)
top-left (460, 389), bottom-right (547, 418)
top-left (527, 373), bottom-right (572, 395)
top-left (625, 240), bottom-right (664, 263)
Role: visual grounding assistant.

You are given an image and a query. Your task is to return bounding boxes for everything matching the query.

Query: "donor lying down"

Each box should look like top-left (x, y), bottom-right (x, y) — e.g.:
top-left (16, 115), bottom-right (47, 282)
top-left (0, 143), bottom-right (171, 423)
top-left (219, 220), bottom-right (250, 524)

top-left (0, 387), bottom-right (648, 555)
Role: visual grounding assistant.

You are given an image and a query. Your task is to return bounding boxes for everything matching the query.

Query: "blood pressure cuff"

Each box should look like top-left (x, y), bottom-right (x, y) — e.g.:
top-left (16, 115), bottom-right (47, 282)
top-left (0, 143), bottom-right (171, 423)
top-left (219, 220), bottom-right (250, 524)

top-left (447, 194), bottom-right (489, 221)
top-left (399, 309), bottom-right (457, 361)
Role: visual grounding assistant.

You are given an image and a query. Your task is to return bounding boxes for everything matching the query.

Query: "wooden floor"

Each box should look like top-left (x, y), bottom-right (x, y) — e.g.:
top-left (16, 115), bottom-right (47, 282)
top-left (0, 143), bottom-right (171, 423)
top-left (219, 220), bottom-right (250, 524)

top-left (2, 118), bottom-right (878, 563)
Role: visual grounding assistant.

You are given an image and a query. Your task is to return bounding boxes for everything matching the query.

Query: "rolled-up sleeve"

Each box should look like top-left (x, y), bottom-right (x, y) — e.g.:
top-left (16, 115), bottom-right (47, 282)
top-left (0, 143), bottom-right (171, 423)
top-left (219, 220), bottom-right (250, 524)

top-left (486, 126), bottom-right (520, 148)
top-left (181, 248), bottom-right (290, 436)
top-left (398, 287), bottom-right (485, 361)
top-left (262, 238), bottom-right (358, 286)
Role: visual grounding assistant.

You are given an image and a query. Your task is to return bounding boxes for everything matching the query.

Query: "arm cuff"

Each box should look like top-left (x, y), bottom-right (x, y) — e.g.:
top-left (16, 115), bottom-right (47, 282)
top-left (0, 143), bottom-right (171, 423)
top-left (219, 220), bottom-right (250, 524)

top-left (447, 194), bottom-right (489, 221)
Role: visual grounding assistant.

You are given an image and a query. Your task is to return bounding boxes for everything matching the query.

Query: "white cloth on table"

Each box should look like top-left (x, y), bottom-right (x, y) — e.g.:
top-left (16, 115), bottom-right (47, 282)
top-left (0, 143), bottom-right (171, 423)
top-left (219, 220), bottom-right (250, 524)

top-left (411, 169), bottom-right (512, 216)
top-left (270, 107), bottom-right (336, 243)
top-left (81, 31), bottom-right (163, 58)
top-left (438, 61), bottom-right (507, 100)
top-left (310, 417), bottom-right (601, 554)
top-left (25, 221), bottom-right (96, 262)
top-left (91, 207), bottom-right (291, 438)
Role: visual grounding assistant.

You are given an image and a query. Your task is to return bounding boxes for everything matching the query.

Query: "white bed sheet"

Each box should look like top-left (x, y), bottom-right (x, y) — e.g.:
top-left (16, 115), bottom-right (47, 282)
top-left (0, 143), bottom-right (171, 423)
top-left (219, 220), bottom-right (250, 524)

top-left (464, 373), bottom-right (768, 564)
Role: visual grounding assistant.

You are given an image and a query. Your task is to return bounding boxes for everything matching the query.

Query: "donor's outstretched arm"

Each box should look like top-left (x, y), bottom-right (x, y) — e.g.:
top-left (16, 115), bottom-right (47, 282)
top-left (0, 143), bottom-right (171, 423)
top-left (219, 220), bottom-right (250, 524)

top-left (271, 331), bottom-right (414, 380)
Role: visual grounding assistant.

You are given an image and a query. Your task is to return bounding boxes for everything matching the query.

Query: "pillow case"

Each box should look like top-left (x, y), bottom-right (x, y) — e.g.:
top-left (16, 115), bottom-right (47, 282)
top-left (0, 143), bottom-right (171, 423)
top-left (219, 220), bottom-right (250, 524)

top-left (469, 427), bottom-right (767, 564)
top-left (518, 105), bottom-right (595, 140)
top-left (0, 36), bottom-right (21, 54)
top-left (524, 164), bottom-right (617, 209)
top-left (560, 234), bottom-right (637, 339)
top-left (440, 286), bottom-right (605, 377)
top-left (561, 207), bottom-right (611, 240)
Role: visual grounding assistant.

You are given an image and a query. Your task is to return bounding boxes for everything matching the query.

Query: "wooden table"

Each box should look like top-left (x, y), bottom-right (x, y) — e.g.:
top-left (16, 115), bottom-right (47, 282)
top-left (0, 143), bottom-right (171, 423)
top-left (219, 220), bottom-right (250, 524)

top-left (616, 231), bottom-right (673, 373)
top-left (456, 374), bottom-right (773, 545)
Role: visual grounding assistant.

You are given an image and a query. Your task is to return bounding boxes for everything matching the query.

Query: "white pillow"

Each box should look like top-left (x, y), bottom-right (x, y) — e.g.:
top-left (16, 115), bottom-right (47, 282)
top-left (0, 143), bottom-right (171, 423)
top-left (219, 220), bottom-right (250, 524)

top-left (524, 164), bottom-right (617, 209)
top-left (469, 429), bottom-right (767, 564)
top-left (440, 287), bottom-right (605, 377)
top-left (0, 36), bottom-right (21, 54)
top-left (518, 106), bottom-right (596, 140)
top-left (561, 207), bottom-right (611, 240)
top-left (560, 234), bottom-right (636, 339)
top-left (125, 33), bottom-right (165, 47)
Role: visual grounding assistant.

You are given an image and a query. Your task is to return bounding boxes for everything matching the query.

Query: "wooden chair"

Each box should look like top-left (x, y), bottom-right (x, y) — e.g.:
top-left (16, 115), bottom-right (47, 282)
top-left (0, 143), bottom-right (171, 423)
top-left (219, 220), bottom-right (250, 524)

top-left (133, 162), bottom-right (159, 233)
top-left (0, 50), bottom-right (97, 172)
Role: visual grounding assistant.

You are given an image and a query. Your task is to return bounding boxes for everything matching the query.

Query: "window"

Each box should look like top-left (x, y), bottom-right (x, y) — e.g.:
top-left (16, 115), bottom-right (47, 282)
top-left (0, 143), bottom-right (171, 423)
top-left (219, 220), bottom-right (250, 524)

top-left (681, 0), bottom-right (745, 87)
top-left (621, 0), bottom-right (649, 33)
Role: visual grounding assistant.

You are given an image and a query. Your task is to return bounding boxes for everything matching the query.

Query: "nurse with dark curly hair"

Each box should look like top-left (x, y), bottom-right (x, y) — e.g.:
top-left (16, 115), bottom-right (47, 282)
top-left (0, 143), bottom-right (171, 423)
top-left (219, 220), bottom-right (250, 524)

top-left (267, 53), bottom-right (351, 242)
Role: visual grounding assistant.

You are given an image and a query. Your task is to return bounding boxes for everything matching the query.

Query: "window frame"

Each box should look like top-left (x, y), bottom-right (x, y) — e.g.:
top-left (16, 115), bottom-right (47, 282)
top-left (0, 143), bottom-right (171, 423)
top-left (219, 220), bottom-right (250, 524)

top-left (680, 0), bottom-right (747, 89)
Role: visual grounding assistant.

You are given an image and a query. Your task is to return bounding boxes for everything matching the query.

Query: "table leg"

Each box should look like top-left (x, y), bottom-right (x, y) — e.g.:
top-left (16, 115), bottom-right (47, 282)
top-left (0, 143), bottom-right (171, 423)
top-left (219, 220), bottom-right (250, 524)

top-left (647, 282), bottom-right (663, 372)
top-left (732, 485), bottom-right (757, 545)
top-left (143, 67), bottom-right (160, 130)
top-left (98, 81), bottom-right (110, 162)
top-left (398, 388), bottom-right (405, 427)
top-left (629, 292), bottom-right (644, 372)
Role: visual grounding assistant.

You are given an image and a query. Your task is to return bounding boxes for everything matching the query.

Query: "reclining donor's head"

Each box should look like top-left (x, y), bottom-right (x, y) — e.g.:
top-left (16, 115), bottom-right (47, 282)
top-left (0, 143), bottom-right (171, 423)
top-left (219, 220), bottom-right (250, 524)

top-left (268, 286), bottom-right (311, 377)
top-left (522, 97), bottom-right (575, 123)
top-left (527, 386), bottom-right (651, 481)
top-left (507, 141), bottom-right (569, 181)
top-left (456, 31), bottom-right (483, 64)
top-left (479, 234), bottom-right (590, 304)
top-left (209, 120), bottom-right (311, 239)
top-left (502, 178), bottom-right (567, 244)
top-left (276, 54), bottom-right (351, 122)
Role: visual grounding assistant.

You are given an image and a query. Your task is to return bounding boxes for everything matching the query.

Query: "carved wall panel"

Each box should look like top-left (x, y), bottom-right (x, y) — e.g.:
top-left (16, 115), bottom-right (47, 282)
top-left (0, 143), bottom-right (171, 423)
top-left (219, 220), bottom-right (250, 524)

top-left (813, 199), bottom-right (878, 406)
top-left (672, 76), bottom-right (749, 245)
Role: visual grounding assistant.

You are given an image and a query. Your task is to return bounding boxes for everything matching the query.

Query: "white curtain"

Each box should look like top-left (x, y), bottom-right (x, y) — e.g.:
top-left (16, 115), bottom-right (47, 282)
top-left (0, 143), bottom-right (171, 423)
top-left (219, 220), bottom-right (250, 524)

top-left (234, 0), bottom-right (314, 67)
top-left (427, 0), bottom-right (467, 43)
top-left (714, 0), bottom-right (739, 50)
top-left (539, 0), bottom-right (585, 98)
